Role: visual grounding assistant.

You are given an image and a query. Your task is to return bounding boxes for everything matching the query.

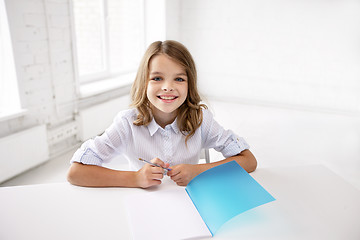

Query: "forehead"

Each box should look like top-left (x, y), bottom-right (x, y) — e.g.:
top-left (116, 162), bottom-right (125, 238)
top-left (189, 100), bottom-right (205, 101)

top-left (149, 54), bottom-right (186, 74)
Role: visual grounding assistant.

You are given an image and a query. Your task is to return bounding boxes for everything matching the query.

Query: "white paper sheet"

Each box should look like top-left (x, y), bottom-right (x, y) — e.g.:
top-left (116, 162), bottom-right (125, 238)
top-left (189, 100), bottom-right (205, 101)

top-left (125, 188), bottom-right (211, 240)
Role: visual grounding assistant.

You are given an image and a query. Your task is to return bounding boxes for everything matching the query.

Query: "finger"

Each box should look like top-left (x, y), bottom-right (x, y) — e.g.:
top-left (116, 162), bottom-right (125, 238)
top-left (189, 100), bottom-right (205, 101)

top-left (175, 181), bottom-right (186, 186)
top-left (151, 166), bottom-right (166, 175)
top-left (152, 159), bottom-right (171, 171)
top-left (148, 179), bottom-right (162, 187)
top-left (152, 173), bottom-right (164, 180)
top-left (142, 166), bottom-right (164, 180)
top-left (168, 166), bottom-right (180, 177)
top-left (139, 175), bottom-right (162, 188)
top-left (171, 173), bottom-right (182, 182)
top-left (151, 158), bottom-right (166, 167)
top-left (143, 163), bottom-right (162, 175)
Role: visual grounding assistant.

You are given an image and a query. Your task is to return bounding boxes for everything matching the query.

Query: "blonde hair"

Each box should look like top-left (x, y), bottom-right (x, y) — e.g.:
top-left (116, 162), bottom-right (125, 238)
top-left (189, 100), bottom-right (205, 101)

top-left (131, 40), bottom-right (207, 143)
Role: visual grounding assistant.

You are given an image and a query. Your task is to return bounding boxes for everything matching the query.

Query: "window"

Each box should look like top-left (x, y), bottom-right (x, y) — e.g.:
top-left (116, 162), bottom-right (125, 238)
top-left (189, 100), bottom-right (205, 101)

top-left (71, 0), bottom-right (144, 84)
top-left (0, 0), bottom-right (21, 119)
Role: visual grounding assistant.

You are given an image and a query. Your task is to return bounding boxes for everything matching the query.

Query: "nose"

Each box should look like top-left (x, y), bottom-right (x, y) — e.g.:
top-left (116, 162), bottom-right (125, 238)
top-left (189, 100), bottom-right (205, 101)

top-left (162, 80), bottom-right (174, 91)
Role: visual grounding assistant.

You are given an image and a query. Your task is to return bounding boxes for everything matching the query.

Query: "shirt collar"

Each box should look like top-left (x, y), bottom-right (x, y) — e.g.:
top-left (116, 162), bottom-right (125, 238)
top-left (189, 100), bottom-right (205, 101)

top-left (147, 118), bottom-right (180, 136)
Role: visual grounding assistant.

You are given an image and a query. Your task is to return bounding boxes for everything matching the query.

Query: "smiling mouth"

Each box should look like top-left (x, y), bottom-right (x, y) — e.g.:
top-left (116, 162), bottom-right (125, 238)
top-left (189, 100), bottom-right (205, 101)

top-left (157, 96), bottom-right (178, 100)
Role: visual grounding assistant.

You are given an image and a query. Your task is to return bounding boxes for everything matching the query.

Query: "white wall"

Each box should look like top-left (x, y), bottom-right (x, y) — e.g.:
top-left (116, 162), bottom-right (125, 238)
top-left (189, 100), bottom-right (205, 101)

top-left (178, 0), bottom-right (360, 113)
top-left (0, 0), bottom-right (80, 181)
top-left (1, 0), bottom-right (359, 183)
top-left (2, 0), bottom-right (76, 134)
top-left (0, 0), bottom-right (131, 181)
top-left (173, 0), bottom-right (360, 187)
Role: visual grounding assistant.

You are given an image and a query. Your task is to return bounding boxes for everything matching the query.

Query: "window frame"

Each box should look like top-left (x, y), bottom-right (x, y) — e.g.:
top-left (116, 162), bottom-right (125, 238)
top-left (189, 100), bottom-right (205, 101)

top-left (69, 0), bottom-right (145, 86)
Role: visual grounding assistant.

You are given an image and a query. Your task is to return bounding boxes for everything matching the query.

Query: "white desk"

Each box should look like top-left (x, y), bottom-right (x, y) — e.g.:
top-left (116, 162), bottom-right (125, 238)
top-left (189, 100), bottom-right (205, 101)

top-left (0, 164), bottom-right (359, 240)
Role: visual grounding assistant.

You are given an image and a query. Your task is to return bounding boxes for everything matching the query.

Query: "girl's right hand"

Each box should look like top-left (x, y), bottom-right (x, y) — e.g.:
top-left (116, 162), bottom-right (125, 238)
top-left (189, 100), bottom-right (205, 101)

top-left (135, 158), bottom-right (169, 188)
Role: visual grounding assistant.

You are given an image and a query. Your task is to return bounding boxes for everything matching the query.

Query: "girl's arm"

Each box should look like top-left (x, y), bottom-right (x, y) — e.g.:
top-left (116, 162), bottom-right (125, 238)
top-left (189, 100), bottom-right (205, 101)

top-left (168, 149), bottom-right (257, 186)
top-left (67, 158), bottom-right (169, 188)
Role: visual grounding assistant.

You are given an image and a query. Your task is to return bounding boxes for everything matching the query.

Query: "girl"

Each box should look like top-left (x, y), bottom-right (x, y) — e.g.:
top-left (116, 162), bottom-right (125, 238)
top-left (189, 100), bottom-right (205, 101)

top-left (67, 40), bottom-right (257, 188)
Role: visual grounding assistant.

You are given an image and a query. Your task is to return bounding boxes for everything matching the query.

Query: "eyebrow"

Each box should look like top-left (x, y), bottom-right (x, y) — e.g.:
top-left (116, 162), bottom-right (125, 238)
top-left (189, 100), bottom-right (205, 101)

top-left (150, 71), bottom-right (187, 77)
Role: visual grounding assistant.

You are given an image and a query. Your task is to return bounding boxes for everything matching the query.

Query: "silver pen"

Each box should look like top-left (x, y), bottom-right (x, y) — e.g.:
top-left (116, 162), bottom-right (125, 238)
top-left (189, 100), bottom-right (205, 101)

top-left (138, 158), bottom-right (171, 174)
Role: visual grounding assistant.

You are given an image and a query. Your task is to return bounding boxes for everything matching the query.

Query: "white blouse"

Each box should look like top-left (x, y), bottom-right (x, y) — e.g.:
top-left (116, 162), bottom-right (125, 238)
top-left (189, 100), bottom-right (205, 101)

top-left (70, 108), bottom-right (250, 171)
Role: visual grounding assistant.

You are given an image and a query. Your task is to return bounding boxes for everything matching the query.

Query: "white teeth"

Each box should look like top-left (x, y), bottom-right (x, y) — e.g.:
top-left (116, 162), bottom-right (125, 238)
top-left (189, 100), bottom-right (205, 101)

top-left (159, 96), bottom-right (176, 100)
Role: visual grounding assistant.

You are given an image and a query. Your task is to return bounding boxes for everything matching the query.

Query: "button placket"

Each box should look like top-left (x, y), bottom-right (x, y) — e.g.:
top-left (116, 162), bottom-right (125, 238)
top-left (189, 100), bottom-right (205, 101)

top-left (163, 127), bottom-right (173, 164)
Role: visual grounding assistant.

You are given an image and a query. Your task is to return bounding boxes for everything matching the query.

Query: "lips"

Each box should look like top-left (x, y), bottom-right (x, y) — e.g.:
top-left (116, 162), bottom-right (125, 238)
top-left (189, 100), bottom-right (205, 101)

top-left (157, 95), bottom-right (178, 100)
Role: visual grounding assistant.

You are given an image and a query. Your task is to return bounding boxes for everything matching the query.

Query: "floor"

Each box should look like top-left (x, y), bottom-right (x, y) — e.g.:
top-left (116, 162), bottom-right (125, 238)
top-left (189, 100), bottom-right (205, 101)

top-left (1, 100), bottom-right (360, 190)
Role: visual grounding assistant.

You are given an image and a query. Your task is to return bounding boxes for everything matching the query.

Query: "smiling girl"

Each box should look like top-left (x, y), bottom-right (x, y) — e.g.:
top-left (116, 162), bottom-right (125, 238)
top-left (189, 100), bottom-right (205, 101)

top-left (67, 40), bottom-right (257, 188)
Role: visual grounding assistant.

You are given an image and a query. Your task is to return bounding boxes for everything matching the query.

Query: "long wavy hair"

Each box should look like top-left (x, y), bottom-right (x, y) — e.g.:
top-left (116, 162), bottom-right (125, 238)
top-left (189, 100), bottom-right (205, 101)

top-left (131, 40), bottom-right (207, 144)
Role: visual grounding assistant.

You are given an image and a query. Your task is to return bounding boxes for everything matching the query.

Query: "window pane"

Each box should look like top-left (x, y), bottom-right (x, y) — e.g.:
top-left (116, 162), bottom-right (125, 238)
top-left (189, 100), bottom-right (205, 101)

top-left (0, 1), bottom-right (21, 115)
top-left (73, 0), bottom-right (106, 77)
top-left (0, 33), bottom-right (4, 111)
top-left (108, 0), bottom-right (143, 73)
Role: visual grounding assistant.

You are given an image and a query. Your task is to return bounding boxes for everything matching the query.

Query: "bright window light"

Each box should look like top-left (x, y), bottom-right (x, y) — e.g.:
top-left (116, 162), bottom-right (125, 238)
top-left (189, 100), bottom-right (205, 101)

top-left (71, 0), bottom-right (144, 83)
top-left (0, 0), bottom-right (21, 118)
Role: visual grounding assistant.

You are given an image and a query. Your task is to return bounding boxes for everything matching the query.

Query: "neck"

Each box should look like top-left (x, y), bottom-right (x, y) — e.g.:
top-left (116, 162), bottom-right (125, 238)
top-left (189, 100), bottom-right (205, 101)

top-left (151, 110), bottom-right (177, 129)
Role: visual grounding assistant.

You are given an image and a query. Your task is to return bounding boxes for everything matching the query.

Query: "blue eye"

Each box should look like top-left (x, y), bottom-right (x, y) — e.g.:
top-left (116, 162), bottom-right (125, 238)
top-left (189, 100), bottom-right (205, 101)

top-left (175, 78), bottom-right (185, 82)
top-left (153, 77), bottom-right (162, 81)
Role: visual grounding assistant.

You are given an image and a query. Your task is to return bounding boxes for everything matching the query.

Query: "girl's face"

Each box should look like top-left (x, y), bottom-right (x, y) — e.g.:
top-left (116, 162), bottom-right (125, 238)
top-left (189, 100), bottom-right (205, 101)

top-left (147, 54), bottom-right (188, 126)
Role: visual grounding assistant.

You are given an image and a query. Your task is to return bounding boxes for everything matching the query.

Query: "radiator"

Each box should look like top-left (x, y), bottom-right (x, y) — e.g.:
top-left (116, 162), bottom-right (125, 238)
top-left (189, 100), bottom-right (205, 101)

top-left (0, 125), bottom-right (49, 183)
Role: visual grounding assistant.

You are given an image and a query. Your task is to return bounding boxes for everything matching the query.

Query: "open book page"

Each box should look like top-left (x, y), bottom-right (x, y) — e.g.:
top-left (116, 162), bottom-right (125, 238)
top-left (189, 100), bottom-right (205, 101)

top-left (125, 188), bottom-right (212, 240)
top-left (185, 161), bottom-right (276, 235)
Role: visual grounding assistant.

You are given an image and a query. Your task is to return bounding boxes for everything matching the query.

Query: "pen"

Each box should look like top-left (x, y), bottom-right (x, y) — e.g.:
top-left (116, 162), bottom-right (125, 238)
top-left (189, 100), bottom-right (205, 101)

top-left (138, 158), bottom-right (171, 174)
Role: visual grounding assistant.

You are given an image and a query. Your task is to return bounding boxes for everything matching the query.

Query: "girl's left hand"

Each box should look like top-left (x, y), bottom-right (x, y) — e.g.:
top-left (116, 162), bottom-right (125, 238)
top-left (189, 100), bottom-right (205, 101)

top-left (167, 164), bottom-right (200, 186)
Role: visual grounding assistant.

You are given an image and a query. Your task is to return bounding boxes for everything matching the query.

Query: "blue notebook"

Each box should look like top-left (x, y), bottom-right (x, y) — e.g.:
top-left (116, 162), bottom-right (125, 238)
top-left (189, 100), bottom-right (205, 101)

top-left (126, 161), bottom-right (275, 240)
top-left (186, 161), bottom-right (276, 235)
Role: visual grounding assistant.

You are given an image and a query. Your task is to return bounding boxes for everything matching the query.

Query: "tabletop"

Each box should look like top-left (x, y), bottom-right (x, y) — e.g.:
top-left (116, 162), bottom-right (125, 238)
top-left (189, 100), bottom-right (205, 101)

top-left (0, 164), bottom-right (359, 240)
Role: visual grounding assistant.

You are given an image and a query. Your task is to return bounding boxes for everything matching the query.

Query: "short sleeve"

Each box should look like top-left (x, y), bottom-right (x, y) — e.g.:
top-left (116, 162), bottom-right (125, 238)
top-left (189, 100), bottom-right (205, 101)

top-left (201, 109), bottom-right (250, 158)
top-left (70, 110), bottom-right (133, 166)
